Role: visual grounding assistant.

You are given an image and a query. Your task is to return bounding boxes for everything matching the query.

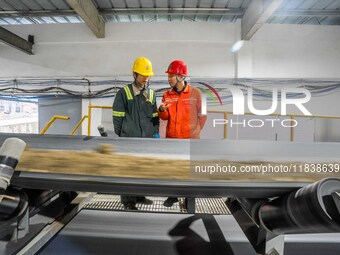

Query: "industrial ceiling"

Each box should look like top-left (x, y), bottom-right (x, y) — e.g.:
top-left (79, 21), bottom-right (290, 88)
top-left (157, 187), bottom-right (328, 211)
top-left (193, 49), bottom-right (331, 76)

top-left (0, 0), bottom-right (339, 26)
top-left (0, 0), bottom-right (340, 54)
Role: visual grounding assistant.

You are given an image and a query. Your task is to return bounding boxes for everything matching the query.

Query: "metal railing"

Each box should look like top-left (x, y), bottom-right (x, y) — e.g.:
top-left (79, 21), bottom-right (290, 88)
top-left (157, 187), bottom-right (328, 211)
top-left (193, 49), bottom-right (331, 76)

top-left (70, 105), bottom-right (112, 136)
top-left (40, 115), bottom-right (69, 135)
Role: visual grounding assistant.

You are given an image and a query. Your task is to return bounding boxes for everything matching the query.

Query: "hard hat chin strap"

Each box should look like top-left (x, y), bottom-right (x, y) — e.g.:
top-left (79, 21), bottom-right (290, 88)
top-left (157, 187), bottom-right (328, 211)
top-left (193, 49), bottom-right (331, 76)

top-left (176, 74), bottom-right (186, 82)
top-left (133, 72), bottom-right (150, 91)
top-left (175, 74), bottom-right (186, 88)
top-left (144, 80), bottom-right (150, 90)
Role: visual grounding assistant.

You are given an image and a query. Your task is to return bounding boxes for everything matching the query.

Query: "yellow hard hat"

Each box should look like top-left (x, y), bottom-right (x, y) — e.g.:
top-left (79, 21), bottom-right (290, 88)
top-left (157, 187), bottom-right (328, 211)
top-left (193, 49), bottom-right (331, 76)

top-left (132, 57), bottom-right (154, 76)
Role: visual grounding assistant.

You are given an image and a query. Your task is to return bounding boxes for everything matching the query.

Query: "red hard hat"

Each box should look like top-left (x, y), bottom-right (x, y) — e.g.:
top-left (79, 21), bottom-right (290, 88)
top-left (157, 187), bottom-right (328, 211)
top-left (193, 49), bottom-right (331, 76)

top-left (165, 60), bottom-right (187, 76)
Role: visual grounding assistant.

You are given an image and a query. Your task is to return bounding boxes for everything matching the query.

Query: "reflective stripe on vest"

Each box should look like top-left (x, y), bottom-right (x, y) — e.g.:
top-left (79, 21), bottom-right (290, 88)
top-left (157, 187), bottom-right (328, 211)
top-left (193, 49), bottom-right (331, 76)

top-left (149, 89), bottom-right (154, 104)
top-left (123, 86), bottom-right (133, 100)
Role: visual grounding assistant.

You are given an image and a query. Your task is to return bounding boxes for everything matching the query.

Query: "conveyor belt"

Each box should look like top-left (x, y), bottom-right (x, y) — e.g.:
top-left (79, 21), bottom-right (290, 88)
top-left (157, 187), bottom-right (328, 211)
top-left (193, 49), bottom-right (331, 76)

top-left (38, 210), bottom-right (257, 255)
top-left (12, 171), bottom-right (311, 198)
top-left (2, 135), bottom-right (340, 255)
top-left (2, 133), bottom-right (340, 162)
top-left (37, 209), bottom-right (340, 255)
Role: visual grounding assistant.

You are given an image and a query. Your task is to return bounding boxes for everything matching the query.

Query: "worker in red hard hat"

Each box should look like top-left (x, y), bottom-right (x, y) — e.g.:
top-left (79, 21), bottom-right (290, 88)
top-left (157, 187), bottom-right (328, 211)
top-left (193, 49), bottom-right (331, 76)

top-left (158, 60), bottom-right (207, 207)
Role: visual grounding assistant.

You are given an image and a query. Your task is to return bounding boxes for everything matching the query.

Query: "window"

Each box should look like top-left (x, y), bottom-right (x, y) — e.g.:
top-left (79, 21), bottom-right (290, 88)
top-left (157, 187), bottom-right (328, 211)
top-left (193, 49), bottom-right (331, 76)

top-left (0, 99), bottom-right (38, 134)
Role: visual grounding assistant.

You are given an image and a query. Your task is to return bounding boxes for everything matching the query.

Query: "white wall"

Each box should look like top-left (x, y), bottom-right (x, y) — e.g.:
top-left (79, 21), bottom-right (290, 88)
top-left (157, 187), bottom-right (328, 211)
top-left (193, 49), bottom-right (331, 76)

top-left (0, 22), bottom-right (236, 78)
top-left (251, 24), bottom-right (340, 79)
top-left (2, 22), bottom-right (339, 79)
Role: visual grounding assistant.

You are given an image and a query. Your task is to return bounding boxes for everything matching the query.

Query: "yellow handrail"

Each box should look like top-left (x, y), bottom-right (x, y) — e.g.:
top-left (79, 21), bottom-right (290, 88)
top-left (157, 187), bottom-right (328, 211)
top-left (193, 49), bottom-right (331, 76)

top-left (87, 105), bottom-right (91, 136)
top-left (87, 105), bottom-right (112, 136)
top-left (40, 115), bottom-right (70, 135)
top-left (70, 115), bottom-right (88, 135)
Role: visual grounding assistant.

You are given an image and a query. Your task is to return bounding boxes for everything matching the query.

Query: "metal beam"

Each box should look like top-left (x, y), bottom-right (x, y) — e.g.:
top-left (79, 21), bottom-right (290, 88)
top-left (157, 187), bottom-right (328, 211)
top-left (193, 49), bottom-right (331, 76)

top-left (121, 8), bottom-right (242, 16)
top-left (0, 8), bottom-right (244, 18)
top-left (16, 8), bottom-right (337, 26)
top-left (0, 26), bottom-right (33, 55)
top-left (66, 0), bottom-right (105, 38)
top-left (1, 8), bottom-right (340, 22)
top-left (241, 0), bottom-right (284, 40)
top-left (273, 9), bottom-right (340, 17)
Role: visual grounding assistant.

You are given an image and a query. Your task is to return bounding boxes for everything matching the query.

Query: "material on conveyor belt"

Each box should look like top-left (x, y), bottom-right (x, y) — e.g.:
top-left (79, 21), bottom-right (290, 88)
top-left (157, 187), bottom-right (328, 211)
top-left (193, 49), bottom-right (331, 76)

top-left (1, 133), bottom-right (340, 162)
top-left (3, 133), bottom-right (340, 182)
top-left (0, 134), bottom-right (189, 159)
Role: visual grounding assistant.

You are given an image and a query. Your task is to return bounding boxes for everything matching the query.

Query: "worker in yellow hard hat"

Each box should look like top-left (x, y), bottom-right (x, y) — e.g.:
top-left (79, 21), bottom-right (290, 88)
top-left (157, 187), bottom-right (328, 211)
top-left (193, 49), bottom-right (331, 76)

top-left (132, 56), bottom-right (154, 80)
top-left (112, 57), bottom-right (159, 210)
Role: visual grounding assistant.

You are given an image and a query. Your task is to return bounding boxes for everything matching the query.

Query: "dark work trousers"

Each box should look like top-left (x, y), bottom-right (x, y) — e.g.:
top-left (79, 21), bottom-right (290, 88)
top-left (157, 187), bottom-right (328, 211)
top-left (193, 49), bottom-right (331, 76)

top-left (121, 195), bottom-right (146, 205)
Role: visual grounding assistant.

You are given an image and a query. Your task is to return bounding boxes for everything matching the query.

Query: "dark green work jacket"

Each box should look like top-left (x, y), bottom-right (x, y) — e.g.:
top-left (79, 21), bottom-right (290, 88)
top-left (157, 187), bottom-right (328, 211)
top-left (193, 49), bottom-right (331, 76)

top-left (112, 84), bottom-right (159, 137)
